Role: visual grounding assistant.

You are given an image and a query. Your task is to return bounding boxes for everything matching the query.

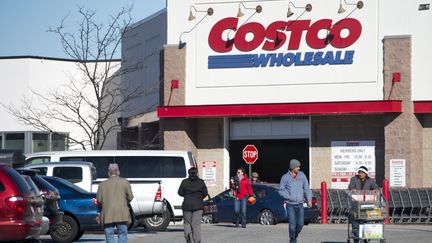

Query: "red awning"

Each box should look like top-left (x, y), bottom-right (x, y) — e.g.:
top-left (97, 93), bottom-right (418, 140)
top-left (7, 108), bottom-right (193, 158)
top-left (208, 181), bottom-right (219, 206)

top-left (157, 101), bottom-right (402, 118)
top-left (414, 101), bottom-right (432, 113)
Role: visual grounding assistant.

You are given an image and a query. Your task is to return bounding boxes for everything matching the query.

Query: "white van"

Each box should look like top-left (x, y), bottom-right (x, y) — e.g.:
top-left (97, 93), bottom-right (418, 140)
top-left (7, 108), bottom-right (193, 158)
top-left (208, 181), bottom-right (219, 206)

top-left (25, 150), bottom-right (197, 229)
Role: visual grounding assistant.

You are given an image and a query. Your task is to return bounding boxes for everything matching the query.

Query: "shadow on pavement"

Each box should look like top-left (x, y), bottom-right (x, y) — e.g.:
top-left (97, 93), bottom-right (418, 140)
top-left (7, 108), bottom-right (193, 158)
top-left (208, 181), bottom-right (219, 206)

top-left (321, 242), bottom-right (347, 243)
top-left (165, 228), bottom-right (184, 232)
top-left (212, 224), bottom-right (241, 228)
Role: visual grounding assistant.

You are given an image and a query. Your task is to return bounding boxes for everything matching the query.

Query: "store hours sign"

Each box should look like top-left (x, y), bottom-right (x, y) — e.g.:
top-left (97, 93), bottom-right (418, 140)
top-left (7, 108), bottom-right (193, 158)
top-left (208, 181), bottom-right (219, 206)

top-left (331, 141), bottom-right (375, 189)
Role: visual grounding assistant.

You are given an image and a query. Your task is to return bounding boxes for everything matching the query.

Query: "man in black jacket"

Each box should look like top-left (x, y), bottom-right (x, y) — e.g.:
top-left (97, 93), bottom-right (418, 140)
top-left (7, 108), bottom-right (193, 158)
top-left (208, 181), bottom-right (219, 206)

top-left (348, 166), bottom-right (379, 243)
top-left (178, 167), bottom-right (208, 243)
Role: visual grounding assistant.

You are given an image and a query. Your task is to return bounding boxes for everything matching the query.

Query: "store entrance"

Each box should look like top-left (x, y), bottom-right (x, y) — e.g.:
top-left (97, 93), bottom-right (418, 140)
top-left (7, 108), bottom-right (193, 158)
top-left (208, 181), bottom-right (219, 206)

top-left (229, 139), bottom-right (310, 184)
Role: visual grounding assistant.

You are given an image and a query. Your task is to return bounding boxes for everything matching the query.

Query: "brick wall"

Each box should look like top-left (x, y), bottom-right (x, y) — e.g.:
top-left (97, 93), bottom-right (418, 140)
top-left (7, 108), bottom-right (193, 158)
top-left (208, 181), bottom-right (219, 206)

top-left (196, 118), bottom-right (225, 196)
top-left (160, 45), bottom-right (226, 194)
top-left (311, 115), bottom-right (385, 188)
top-left (161, 45), bottom-right (185, 106)
top-left (383, 37), bottom-right (424, 187)
top-left (422, 115), bottom-right (432, 187)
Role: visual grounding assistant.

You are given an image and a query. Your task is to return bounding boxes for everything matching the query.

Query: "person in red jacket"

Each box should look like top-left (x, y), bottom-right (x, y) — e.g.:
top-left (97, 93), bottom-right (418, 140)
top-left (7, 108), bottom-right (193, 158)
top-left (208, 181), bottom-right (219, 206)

top-left (230, 167), bottom-right (254, 228)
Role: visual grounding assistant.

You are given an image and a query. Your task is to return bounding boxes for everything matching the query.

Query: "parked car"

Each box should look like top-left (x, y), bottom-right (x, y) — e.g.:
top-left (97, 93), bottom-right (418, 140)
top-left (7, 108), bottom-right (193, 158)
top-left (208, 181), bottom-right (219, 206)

top-left (0, 163), bottom-right (42, 242)
top-left (21, 175), bottom-right (48, 236)
top-left (41, 175), bottom-right (100, 243)
top-left (26, 158), bottom-right (172, 231)
top-left (16, 168), bottom-right (64, 232)
top-left (202, 183), bottom-right (319, 225)
top-left (25, 150), bottom-right (197, 229)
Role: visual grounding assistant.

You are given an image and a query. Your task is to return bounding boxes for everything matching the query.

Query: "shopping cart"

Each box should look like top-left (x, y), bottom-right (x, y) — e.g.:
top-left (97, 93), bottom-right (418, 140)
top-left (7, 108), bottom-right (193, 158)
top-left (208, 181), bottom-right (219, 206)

top-left (347, 190), bottom-right (387, 243)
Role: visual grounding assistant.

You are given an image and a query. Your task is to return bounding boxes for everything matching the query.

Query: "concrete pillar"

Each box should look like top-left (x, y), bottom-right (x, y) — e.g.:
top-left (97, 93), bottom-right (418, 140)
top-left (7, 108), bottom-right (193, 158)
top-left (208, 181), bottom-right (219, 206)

top-left (161, 45), bottom-right (186, 107)
top-left (383, 37), bottom-right (423, 187)
top-left (422, 115), bottom-right (432, 187)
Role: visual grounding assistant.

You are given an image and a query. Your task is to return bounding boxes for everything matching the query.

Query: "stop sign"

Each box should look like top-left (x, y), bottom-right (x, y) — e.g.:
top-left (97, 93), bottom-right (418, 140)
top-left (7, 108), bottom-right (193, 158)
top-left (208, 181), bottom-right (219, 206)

top-left (242, 145), bottom-right (258, 164)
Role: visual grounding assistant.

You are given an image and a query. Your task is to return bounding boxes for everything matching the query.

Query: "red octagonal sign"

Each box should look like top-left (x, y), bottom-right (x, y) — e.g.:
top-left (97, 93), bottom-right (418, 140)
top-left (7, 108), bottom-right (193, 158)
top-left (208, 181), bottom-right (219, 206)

top-left (242, 145), bottom-right (258, 164)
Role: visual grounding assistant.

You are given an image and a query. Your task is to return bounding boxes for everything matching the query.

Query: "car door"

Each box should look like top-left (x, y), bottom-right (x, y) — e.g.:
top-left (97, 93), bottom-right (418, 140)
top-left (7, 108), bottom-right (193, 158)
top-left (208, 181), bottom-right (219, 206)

top-left (247, 185), bottom-right (267, 222)
top-left (213, 190), bottom-right (235, 222)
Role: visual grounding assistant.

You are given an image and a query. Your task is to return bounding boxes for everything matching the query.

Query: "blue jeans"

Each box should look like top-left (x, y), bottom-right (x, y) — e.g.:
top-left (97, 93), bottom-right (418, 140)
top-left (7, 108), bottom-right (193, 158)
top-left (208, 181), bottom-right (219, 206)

top-left (286, 203), bottom-right (304, 243)
top-left (104, 223), bottom-right (128, 243)
top-left (234, 197), bottom-right (247, 226)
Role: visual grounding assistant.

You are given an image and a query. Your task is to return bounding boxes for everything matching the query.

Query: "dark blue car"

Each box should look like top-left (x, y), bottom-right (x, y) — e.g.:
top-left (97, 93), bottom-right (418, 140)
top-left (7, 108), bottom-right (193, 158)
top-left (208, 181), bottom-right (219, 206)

top-left (203, 183), bottom-right (319, 225)
top-left (41, 176), bottom-right (99, 243)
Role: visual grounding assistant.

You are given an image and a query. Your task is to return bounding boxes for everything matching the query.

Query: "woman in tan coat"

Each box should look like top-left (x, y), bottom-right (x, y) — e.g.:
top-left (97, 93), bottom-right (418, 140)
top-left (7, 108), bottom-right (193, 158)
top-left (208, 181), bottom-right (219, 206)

top-left (96, 163), bottom-right (134, 243)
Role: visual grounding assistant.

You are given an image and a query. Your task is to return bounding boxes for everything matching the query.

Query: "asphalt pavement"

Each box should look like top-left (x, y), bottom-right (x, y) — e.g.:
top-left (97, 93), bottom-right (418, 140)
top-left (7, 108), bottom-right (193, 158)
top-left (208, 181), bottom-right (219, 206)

top-left (40, 223), bottom-right (432, 243)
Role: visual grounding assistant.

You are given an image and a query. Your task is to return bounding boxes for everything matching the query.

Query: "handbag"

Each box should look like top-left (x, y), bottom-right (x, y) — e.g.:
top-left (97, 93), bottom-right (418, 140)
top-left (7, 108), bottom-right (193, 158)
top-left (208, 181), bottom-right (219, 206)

top-left (203, 194), bottom-right (218, 215)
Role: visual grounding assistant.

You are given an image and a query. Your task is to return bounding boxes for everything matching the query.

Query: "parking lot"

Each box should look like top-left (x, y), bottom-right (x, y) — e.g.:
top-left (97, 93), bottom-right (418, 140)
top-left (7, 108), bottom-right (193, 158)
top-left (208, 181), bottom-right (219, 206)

top-left (40, 223), bottom-right (432, 243)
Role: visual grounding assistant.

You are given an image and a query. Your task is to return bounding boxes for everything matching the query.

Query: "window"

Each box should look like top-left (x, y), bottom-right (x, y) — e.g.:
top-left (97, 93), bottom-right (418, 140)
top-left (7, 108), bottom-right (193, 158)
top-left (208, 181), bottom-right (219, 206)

top-left (24, 176), bottom-right (41, 195)
top-left (61, 156), bottom-right (114, 179)
top-left (32, 133), bottom-right (49, 152)
top-left (0, 134), bottom-right (3, 149)
top-left (115, 156), bottom-right (186, 178)
top-left (52, 133), bottom-right (68, 151)
top-left (5, 167), bottom-right (31, 193)
top-left (253, 188), bottom-right (268, 198)
top-left (27, 156), bottom-right (51, 165)
top-left (5, 133), bottom-right (25, 150)
top-left (53, 167), bottom-right (83, 183)
top-left (31, 167), bottom-right (48, 175)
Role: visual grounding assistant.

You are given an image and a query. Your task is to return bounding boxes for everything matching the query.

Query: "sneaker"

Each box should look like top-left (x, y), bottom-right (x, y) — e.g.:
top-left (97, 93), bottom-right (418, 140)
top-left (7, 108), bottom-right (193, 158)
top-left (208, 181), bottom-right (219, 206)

top-left (235, 222), bottom-right (239, 228)
top-left (242, 225), bottom-right (246, 228)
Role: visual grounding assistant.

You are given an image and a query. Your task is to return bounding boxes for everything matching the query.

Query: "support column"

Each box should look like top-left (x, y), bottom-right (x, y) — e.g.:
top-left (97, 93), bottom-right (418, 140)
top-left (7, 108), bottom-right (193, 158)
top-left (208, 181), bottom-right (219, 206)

top-left (383, 37), bottom-right (423, 187)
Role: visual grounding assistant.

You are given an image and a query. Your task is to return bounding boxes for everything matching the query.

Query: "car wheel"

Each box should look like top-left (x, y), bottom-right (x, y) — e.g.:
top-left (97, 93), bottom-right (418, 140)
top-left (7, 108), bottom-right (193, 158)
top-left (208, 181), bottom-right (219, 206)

top-left (143, 210), bottom-right (170, 231)
top-left (49, 215), bottom-right (79, 243)
top-left (258, 209), bottom-right (275, 225)
top-left (201, 214), bottom-right (214, 224)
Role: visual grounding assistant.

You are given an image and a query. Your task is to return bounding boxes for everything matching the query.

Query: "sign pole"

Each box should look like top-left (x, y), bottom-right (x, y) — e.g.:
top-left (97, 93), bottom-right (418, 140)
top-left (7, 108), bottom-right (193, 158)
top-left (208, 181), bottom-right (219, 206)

top-left (242, 144), bottom-right (258, 182)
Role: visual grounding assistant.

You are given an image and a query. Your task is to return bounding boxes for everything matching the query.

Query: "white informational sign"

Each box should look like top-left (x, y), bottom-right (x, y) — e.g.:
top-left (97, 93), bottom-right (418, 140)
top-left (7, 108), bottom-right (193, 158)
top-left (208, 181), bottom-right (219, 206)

top-left (202, 161), bottom-right (217, 187)
top-left (331, 141), bottom-right (375, 189)
top-left (390, 159), bottom-right (406, 187)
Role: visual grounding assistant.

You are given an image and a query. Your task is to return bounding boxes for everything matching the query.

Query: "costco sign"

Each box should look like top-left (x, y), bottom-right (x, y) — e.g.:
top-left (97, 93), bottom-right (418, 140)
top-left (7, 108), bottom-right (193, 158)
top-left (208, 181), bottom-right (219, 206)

top-left (208, 17), bottom-right (361, 69)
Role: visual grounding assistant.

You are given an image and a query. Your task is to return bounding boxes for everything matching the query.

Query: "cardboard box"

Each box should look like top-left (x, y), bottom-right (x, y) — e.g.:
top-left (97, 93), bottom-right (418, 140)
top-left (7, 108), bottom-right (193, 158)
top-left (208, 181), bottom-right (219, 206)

top-left (360, 224), bottom-right (383, 239)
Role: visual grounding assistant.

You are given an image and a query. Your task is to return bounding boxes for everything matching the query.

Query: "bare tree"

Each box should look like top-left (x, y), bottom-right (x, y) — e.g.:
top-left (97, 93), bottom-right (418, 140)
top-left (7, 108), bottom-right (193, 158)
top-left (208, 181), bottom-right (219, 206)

top-left (2, 6), bottom-right (144, 150)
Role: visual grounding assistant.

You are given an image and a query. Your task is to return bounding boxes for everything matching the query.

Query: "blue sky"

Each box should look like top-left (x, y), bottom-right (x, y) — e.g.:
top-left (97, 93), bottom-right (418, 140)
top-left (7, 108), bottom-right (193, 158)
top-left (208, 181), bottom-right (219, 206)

top-left (0, 0), bottom-right (166, 58)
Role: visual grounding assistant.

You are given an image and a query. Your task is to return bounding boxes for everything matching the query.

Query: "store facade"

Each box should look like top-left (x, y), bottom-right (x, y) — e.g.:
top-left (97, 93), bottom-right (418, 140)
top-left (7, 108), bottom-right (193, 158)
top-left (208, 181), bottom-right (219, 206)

top-left (122, 0), bottom-right (432, 194)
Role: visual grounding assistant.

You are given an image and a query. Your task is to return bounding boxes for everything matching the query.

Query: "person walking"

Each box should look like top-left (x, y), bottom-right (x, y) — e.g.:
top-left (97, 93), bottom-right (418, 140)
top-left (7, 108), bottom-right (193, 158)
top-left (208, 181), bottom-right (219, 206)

top-left (251, 172), bottom-right (263, 184)
top-left (230, 167), bottom-right (254, 228)
top-left (96, 163), bottom-right (134, 243)
top-left (348, 166), bottom-right (379, 243)
top-left (178, 167), bottom-right (208, 243)
top-left (279, 159), bottom-right (312, 243)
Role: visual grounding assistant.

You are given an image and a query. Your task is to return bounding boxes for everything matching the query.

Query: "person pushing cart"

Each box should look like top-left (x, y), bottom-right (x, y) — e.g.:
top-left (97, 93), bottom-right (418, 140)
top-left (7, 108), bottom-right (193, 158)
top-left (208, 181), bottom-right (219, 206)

top-left (347, 166), bottom-right (386, 243)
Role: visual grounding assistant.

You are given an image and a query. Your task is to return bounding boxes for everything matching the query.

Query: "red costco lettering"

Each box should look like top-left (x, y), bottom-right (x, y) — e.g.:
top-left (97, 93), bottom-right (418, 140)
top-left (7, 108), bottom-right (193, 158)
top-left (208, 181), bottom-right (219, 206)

top-left (235, 22), bottom-right (266, 52)
top-left (208, 17), bottom-right (238, 53)
top-left (208, 18), bottom-right (362, 52)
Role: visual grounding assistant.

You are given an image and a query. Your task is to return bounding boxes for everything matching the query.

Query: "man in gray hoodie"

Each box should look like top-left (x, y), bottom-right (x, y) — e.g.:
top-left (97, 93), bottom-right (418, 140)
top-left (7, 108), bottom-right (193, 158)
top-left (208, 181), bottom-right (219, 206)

top-left (279, 159), bottom-right (312, 243)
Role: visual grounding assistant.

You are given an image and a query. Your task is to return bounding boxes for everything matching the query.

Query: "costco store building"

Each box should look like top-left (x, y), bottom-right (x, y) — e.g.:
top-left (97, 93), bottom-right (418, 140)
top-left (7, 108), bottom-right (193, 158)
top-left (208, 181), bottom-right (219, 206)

top-left (122, 0), bottom-right (432, 194)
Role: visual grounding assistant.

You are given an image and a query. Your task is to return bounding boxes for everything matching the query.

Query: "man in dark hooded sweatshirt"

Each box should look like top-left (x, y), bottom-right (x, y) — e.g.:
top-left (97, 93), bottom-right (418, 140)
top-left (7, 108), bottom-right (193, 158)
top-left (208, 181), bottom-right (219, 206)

top-left (178, 167), bottom-right (208, 243)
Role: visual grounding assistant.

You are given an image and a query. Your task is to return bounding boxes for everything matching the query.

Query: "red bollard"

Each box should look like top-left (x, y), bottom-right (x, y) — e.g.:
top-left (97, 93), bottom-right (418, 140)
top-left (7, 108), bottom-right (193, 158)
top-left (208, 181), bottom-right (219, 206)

top-left (382, 179), bottom-right (390, 223)
top-left (321, 181), bottom-right (328, 224)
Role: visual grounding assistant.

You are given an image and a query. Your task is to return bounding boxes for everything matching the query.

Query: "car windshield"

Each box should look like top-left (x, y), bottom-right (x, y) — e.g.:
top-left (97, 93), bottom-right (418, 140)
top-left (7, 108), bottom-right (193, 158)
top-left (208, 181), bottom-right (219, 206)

top-left (24, 176), bottom-right (41, 195)
top-left (31, 175), bottom-right (57, 192)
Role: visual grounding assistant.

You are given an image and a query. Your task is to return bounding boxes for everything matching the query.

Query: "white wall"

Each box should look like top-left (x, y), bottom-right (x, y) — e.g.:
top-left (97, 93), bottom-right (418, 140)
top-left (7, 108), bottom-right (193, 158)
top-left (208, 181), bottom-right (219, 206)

top-left (0, 57), bottom-right (120, 150)
top-left (167, 0), bottom-right (432, 105)
top-left (378, 0), bottom-right (432, 101)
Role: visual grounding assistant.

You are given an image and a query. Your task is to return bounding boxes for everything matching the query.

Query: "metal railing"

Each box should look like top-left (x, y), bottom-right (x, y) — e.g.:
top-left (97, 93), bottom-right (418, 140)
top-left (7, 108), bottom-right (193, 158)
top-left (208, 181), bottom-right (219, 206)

top-left (313, 187), bottom-right (432, 224)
